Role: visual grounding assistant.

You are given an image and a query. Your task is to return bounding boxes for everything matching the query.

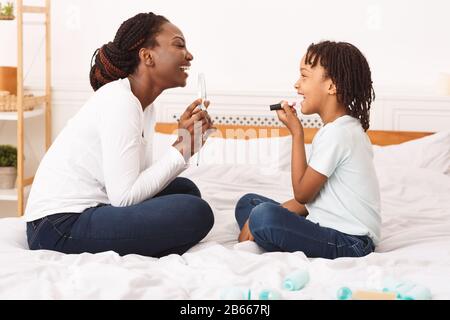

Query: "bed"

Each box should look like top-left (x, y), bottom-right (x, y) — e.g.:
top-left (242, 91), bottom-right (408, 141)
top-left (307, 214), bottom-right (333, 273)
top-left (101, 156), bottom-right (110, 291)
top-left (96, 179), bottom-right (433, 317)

top-left (1, 124), bottom-right (449, 300)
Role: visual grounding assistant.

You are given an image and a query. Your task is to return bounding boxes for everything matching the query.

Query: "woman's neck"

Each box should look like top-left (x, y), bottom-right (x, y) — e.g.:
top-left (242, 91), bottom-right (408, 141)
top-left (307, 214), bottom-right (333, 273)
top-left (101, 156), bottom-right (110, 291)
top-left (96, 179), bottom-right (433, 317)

top-left (127, 73), bottom-right (163, 111)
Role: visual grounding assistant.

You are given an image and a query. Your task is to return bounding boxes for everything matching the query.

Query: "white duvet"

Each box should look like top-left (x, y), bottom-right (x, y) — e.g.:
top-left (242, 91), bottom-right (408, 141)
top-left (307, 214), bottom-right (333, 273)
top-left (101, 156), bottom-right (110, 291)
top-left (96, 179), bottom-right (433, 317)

top-left (1, 133), bottom-right (450, 300)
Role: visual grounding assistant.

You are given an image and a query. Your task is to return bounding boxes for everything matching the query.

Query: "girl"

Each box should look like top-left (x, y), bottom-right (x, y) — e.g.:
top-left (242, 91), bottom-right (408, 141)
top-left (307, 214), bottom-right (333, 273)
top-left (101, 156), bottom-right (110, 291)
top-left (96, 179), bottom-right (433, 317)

top-left (25, 13), bottom-right (215, 257)
top-left (235, 41), bottom-right (381, 259)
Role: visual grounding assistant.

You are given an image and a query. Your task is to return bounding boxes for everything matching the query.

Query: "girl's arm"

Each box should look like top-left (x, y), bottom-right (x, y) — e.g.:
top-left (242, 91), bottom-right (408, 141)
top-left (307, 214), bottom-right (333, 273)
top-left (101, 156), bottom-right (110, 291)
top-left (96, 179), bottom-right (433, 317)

top-left (291, 132), bottom-right (327, 204)
top-left (277, 102), bottom-right (327, 205)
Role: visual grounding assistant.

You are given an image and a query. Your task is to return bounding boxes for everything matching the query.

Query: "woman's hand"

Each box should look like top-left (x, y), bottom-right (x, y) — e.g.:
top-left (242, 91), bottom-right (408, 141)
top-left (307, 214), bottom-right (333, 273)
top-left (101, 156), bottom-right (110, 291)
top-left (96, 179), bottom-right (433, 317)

top-left (275, 100), bottom-right (303, 136)
top-left (238, 219), bottom-right (254, 242)
top-left (173, 98), bottom-right (215, 158)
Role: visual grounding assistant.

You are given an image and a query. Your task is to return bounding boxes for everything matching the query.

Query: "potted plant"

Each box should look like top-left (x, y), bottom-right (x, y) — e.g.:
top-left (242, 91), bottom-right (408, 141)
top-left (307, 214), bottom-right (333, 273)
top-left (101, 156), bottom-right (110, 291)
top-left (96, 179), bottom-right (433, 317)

top-left (0, 2), bottom-right (15, 20)
top-left (0, 145), bottom-right (17, 189)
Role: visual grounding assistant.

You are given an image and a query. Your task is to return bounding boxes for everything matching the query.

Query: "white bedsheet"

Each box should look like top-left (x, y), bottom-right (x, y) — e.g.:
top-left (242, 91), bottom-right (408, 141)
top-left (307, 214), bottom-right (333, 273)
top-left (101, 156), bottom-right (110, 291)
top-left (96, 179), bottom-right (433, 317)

top-left (1, 163), bottom-right (450, 300)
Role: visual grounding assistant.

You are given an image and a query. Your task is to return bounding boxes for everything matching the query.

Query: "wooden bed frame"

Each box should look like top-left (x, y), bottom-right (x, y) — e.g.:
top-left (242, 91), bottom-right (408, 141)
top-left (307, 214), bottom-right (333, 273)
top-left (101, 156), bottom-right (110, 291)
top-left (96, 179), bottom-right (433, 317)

top-left (155, 122), bottom-right (433, 146)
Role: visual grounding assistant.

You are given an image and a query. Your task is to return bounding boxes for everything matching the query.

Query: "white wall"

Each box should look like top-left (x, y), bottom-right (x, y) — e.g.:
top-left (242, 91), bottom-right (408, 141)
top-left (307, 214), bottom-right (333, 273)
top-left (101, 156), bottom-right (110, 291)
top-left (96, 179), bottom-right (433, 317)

top-left (1, 0), bottom-right (450, 94)
top-left (1, 0), bottom-right (450, 217)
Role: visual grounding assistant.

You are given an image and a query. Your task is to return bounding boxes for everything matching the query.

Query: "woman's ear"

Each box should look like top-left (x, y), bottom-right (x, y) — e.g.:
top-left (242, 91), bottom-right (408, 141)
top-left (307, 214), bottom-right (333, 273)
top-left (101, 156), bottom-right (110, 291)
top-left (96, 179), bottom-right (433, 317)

top-left (139, 48), bottom-right (154, 67)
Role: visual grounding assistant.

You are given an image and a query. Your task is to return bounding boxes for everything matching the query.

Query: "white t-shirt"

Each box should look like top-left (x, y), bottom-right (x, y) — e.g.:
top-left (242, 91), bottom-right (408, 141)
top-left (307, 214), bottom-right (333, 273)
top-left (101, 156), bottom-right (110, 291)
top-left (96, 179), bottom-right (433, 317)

top-left (305, 115), bottom-right (381, 245)
top-left (24, 78), bottom-right (188, 222)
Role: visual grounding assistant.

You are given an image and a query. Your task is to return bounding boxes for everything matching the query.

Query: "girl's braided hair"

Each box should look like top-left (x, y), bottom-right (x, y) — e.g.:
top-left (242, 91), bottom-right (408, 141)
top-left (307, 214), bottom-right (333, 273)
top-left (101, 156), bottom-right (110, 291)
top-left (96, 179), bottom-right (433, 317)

top-left (305, 41), bottom-right (375, 131)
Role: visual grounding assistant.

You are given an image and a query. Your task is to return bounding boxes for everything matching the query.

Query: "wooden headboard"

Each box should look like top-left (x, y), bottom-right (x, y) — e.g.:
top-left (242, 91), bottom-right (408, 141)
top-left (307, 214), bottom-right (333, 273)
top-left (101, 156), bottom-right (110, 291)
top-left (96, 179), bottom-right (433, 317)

top-left (155, 122), bottom-right (433, 146)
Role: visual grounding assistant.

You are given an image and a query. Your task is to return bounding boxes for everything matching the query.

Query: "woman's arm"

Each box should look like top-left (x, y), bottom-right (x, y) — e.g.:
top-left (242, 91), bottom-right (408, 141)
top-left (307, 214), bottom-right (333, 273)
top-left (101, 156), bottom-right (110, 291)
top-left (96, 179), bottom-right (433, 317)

top-left (101, 98), bottom-right (213, 207)
top-left (100, 97), bottom-right (185, 207)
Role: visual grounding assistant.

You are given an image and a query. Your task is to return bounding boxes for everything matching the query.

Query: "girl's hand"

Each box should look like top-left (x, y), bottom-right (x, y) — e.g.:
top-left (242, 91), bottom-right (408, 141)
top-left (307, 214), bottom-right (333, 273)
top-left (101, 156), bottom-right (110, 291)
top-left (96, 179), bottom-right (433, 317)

top-left (276, 100), bottom-right (303, 136)
top-left (281, 198), bottom-right (309, 216)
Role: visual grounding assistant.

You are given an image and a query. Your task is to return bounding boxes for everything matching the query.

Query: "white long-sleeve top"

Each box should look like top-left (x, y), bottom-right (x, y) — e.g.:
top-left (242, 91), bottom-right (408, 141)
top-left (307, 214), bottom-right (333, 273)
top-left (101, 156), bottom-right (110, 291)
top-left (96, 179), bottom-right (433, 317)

top-left (24, 78), bottom-right (188, 222)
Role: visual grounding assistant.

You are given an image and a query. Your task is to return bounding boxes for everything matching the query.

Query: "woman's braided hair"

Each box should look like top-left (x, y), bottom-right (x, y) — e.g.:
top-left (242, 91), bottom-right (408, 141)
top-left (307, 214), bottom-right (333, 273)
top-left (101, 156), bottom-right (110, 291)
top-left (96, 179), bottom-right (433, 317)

top-left (305, 41), bottom-right (375, 131)
top-left (90, 12), bottom-right (169, 91)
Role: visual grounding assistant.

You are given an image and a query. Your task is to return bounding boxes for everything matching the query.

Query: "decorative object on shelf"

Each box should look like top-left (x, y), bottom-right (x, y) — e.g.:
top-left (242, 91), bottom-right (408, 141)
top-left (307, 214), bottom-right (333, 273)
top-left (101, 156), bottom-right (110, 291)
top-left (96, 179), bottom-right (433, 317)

top-left (0, 91), bottom-right (36, 112)
top-left (0, 144), bottom-right (17, 189)
top-left (0, 1), bottom-right (14, 20)
top-left (0, 66), bottom-right (17, 95)
top-left (0, 65), bottom-right (37, 112)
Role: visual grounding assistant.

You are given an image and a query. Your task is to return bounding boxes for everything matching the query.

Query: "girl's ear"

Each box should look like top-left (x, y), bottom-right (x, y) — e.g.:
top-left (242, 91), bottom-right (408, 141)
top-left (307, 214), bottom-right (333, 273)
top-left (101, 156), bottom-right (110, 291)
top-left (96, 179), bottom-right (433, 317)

top-left (139, 48), bottom-right (154, 67)
top-left (328, 82), bottom-right (337, 95)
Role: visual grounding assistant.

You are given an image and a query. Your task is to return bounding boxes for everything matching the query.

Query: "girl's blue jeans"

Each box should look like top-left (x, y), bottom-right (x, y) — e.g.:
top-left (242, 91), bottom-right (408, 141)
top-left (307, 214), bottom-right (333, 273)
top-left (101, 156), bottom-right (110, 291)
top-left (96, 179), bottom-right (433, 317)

top-left (235, 193), bottom-right (374, 259)
top-left (27, 177), bottom-right (214, 257)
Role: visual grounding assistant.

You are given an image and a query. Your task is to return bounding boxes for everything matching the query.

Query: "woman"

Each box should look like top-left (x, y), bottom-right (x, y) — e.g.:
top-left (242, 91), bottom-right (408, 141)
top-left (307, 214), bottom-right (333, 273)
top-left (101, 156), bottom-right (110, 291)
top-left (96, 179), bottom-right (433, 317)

top-left (25, 12), bottom-right (215, 257)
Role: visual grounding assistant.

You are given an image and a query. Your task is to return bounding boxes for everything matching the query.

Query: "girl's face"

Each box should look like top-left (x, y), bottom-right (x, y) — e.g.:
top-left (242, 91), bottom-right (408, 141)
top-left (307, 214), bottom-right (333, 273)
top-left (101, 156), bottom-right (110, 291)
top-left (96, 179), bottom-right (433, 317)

top-left (148, 23), bottom-right (194, 89)
top-left (294, 54), bottom-right (334, 115)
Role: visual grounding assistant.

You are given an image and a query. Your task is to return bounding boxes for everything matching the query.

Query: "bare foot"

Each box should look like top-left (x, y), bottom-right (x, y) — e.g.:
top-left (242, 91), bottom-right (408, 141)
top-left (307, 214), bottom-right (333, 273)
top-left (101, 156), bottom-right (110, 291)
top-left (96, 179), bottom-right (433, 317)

top-left (238, 220), bottom-right (254, 242)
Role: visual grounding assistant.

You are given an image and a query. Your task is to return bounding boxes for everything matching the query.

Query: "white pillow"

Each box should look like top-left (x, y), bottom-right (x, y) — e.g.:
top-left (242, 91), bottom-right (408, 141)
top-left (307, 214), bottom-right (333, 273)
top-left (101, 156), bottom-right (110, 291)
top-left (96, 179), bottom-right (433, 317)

top-left (152, 133), bottom-right (294, 171)
top-left (152, 132), bottom-right (315, 174)
top-left (373, 130), bottom-right (450, 175)
top-left (152, 133), bottom-right (178, 162)
top-left (277, 136), bottom-right (312, 172)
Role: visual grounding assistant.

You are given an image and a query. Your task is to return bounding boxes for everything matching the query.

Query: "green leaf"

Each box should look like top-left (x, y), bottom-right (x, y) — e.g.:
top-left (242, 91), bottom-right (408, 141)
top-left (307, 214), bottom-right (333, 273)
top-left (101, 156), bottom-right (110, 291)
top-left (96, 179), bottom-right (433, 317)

top-left (0, 145), bottom-right (17, 168)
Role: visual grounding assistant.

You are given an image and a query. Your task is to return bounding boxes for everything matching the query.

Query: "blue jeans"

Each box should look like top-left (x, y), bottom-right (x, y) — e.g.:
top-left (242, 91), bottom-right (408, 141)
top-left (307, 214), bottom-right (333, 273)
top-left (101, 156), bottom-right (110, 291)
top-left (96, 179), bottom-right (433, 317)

top-left (27, 178), bottom-right (214, 257)
top-left (235, 193), bottom-right (374, 259)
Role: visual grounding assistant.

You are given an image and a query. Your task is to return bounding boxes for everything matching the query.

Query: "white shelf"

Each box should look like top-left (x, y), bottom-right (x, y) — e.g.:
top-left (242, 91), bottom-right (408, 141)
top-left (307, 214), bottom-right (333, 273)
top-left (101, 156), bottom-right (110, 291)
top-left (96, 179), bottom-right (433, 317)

top-left (0, 186), bottom-right (31, 201)
top-left (0, 107), bottom-right (45, 121)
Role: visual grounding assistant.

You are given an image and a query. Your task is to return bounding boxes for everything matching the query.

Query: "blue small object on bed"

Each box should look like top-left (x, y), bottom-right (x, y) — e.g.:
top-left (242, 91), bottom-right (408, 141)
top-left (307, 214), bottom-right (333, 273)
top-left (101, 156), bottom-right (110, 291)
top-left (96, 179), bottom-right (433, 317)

top-left (283, 269), bottom-right (310, 291)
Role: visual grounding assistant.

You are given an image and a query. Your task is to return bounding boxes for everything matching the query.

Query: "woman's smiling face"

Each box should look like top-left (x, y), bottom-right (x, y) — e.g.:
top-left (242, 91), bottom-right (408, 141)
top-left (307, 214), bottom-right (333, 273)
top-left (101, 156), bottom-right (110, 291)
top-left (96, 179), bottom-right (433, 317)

top-left (148, 22), bottom-right (194, 89)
